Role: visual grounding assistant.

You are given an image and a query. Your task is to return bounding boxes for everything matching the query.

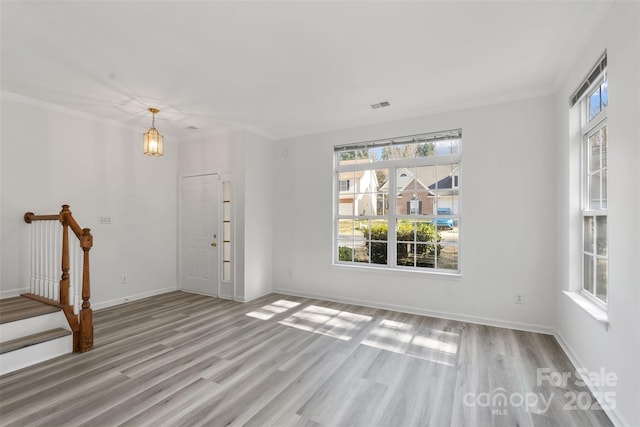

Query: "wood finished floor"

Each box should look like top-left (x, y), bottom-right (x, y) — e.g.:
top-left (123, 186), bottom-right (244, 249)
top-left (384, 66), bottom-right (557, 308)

top-left (0, 291), bottom-right (613, 427)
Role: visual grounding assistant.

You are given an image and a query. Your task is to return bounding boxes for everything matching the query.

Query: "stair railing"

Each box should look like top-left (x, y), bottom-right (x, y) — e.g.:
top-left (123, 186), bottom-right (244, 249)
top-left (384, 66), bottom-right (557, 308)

top-left (23, 204), bottom-right (93, 352)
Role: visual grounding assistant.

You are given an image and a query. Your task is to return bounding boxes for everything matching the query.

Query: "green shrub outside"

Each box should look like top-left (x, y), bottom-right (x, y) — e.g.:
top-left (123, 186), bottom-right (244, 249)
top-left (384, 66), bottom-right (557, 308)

top-left (363, 221), bottom-right (442, 263)
top-left (338, 246), bottom-right (353, 261)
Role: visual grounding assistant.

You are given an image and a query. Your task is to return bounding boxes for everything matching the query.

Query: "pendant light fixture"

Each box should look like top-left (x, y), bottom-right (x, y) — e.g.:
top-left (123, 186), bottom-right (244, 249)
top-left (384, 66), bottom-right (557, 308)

top-left (143, 107), bottom-right (164, 157)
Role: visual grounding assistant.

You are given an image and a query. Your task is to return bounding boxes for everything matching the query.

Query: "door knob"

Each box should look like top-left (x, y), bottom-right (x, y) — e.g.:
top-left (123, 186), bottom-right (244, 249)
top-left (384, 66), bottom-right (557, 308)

top-left (211, 242), bottom-right (217, 247)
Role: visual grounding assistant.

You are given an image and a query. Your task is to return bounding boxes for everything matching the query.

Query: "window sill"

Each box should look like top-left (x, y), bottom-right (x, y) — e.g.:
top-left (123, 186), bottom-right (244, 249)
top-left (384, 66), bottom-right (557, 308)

top-left (332, 262), bottom-right (462, 280)
top-left (563, 291), bottom-right (609, 330)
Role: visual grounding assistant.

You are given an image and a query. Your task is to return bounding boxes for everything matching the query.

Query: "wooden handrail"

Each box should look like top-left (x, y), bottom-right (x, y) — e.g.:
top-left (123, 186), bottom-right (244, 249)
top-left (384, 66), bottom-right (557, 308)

top-left (24, 212), bottom-right (60, 222)
top-left (23, 204), bottom-right (93, 353)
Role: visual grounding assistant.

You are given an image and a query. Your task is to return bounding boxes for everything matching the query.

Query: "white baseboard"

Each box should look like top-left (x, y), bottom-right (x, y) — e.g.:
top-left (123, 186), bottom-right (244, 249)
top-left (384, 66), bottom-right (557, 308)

top-left (92, 286), bottom-right (179, 310)
top-left (235, 288), bottom-right (273, 303)
top-left (553, 331), bottom-right (628, 427)
top-left (273, 287), bottom-right (555, 335)
top-left (0, 287), bottom-right (29, 299)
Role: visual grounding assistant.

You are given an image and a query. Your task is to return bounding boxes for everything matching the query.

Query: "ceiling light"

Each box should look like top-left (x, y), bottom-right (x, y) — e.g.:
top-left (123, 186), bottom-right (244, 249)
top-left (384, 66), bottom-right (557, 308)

top-left (143, 108), bottom-right (164, 157)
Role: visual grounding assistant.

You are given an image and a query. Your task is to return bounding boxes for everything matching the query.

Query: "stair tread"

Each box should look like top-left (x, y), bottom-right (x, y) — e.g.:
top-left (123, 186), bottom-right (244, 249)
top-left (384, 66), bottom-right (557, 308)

top-left (0, 328), bottom-right (71, 354)
top-left (0, 296), bottom-right (59, 324)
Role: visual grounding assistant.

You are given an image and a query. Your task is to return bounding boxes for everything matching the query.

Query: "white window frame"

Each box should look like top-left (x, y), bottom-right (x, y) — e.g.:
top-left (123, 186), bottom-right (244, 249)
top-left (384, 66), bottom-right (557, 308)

top-left (580, 73), bottom-right (608, 308)
top-left (333, 130), bottom-right (462, 273)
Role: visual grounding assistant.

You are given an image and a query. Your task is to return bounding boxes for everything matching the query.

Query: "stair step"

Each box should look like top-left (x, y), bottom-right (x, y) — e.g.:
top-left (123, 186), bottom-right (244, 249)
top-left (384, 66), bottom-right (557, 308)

top-left (0, 328), bottom-right (71, 354)
top-left (0, 296), bottom-right (59, 324)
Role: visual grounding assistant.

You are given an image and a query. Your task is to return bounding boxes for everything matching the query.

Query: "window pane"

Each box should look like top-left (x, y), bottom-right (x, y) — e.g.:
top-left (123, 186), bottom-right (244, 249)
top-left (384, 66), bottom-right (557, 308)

top-left (376, 192), bottom-right (390, 216)
top-left (369, 241), bottom-right (387, 264)
top-left (415, 142), bottom-right (435, 158)
top-left (223, 202), bottom-right (231, 220)
top-left (337, 240), bottom-right (354, 262)
top-left (355, 219), bottom-right (370, 240)
top-left (589, 87), bottom-right (601, 121)
top-left (596, 258), bottom-right (607, 303)
top-left (583, 254), bottom-right (594, 294)
top-left (354, 242), bottom-right (370, 263)
top-left (338, 201), bottom-right (354, 216)
top-left (223, 182), bottom-right (231, 201)
top-left (338, 172), bottom-right (355, 192)
top-left (355, 193), bottom-right (377, 216)
top-left (584, 217), bottom-right (594, 253)
top-left (415, 244), bottom-right (437, 268)
top-left (382, 144), bottom-right (416, 160)
top-left (589, 132), bottom-right (601, 173)
top-left (435, 140), bottom-right (457, 156)
top-left (396, 191), bottom-right (432, 216)
top-left (337, 150), bottom-right (358, 165)
top-left (601, 80), bottom-right (608, 107)
top-left (223, 242), bottom-right (231, 261)
top-left (415, 165), bottom-right (438, 191)
top-left (368, 219), bottom-right (387, 264)
top-left (601, 169), bottom-right (607, 209)
top-left (396, 167), bottom-right (416, 191)
top-left (436, 191), bottom-right (459, 217)
top-left (596, 216), bottom-right (607, 256)
top-left (600, 126), bottom-right (607, 168)
top-left (397, 243), bottom-right (414, 266)
top-left (223, 261), bottom-right (231, 281)
top-left (397, 220), bottom-right (414, 242)
top-left (439, 220), bottom-right (459, 243)
top-left (416, 220), bottom-right (437, 243)
top-left (436, 245), bottom-right (459, 271)
top-left (589, 172), bottom-right (602, 210)
top-left (338, 219), bottom-right (354, 237)
top-left (369, 219), bottom-right (387, 239)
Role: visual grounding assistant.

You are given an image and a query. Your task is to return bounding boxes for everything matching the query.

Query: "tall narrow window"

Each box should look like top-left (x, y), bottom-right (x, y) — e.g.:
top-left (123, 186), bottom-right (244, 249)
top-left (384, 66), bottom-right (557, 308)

top-left (574, 54), bottom-right (608, 305)
top-left (334, 129), bottom-right (461, 272)
top-left (222, 181), bottom-right (232, 282)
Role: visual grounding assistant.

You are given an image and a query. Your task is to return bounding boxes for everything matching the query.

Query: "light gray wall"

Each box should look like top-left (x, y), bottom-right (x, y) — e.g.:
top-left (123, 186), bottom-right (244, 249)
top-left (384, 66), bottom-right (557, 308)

top-left (243, 131), bottom-right (275, 301)
top-left (0, 95), bottom-right (178, 306)
top-left (555, 2), bottom-right (640, 426)
top-left (273, 95), bottom-right (557, 332)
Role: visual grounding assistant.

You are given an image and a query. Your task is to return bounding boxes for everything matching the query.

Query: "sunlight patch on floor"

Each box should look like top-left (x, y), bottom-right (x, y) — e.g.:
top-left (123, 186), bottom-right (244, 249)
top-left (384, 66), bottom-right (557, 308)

top-left (279, 305), bottom-right (372, 341)
top-left (245, 299), bottom-right (301, 320)
top-left (362, 319), bottom-right (460, 366)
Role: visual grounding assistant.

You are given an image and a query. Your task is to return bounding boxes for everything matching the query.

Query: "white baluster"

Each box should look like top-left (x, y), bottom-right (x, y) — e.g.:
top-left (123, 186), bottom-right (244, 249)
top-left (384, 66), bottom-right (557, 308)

top-left (75, 242), bottom-right (81, 315)
top-left (48, 221), bottom-right (54, 300)
top-left (37, 221), bottom-right (44, 297)
top-left (69, 241), bottom-right (75, 311)
top-left (30, 221), bottom-right (35, 293)
top-left (45, 221), bottom-right (50, 299)
top-left (54, 222), bottom-right (61, 302)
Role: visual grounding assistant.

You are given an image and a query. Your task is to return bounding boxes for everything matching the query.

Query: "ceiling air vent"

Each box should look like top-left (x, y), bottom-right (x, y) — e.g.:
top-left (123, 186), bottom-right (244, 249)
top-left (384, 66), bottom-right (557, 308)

top-left (371, 101), bottom-right (391, 109)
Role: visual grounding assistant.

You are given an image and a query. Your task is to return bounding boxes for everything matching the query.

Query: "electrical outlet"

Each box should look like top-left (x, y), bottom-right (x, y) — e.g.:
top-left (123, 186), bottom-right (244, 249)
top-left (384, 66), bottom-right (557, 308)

top-left (514, 294), bottom-right (524, 304)
top-left (121, 274), bottom-right (128, 284)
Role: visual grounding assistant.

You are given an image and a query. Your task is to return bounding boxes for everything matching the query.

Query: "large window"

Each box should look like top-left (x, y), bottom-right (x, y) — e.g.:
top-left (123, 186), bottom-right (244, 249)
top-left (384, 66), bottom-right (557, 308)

top-left (575, 54), bottom-right (608, 305)
top-left (334, 129), bottom-right (461, 272)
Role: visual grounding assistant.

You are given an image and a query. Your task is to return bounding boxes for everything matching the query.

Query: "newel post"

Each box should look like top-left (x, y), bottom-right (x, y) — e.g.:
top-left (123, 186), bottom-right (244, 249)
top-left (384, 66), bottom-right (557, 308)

top-left (79, 227), bottom-right (94, 352)
top-left (59, 205), bottom-right (71, 306)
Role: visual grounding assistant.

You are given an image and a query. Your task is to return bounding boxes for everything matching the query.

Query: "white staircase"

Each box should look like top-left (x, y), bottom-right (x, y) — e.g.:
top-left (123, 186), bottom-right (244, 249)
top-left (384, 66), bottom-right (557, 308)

top-left (0, 296), bottom-right (72, 376)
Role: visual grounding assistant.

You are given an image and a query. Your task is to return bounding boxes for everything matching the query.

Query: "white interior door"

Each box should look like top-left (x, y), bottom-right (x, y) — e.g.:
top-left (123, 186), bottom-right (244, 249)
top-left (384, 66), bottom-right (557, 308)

top-left (181, 174), bottom-right (219, 296)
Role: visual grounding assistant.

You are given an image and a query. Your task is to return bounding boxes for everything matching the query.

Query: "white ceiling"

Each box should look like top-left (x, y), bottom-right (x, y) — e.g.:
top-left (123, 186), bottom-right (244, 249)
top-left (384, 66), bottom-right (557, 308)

top-left (1, 1), bottom-right (612, 141)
